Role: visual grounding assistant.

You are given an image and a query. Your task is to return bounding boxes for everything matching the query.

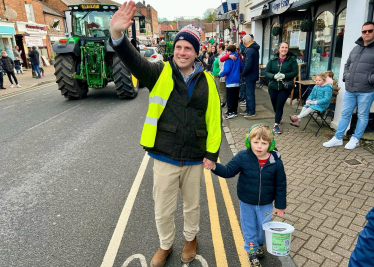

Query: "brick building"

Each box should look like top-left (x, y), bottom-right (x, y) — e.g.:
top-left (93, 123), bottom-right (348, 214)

top-left (135, 1), bottom-right (159, 44)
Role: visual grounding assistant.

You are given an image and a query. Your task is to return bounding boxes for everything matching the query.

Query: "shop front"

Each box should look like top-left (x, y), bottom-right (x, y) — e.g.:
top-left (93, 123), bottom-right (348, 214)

top-left (15, 21), bottom-right (48, 68)
top-left (252, 0), bottom-right (347, 80)
top-left (251, 0), bottom-right (373, 130)
top-left (0, 22), bottom-right (16, 59)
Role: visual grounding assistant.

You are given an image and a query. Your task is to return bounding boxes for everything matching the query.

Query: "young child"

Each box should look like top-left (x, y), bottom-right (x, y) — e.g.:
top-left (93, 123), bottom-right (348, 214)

top-left (209, 123), bottom-right (287, 267)
top-left (14, 57), bottom-right (23, 74)
top-left (39, 57), bottom-right (45, 77)
top-left (290, 72), bottom-right (333, 127)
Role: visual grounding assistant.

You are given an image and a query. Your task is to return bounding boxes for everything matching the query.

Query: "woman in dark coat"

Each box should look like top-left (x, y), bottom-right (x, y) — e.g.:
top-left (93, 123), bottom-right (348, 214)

top-left (206, 45), bottom-right (218, 72)
top-left (264, 42), bottom-right (298, 134)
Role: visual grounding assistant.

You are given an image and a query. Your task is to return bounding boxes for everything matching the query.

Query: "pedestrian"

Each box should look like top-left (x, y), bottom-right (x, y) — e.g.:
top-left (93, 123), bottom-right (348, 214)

top-left (14, 57), bottom-right (23, 74)
top-left (12, 46), bottom-right (23, 66)
top-left (290, 72), bottom-right (333, 127)
top-left (238, 31), bottom-right (246, 54)
top-left (240, 34), bottom-right (260, 118)
top-left (198, 45), bottom-right (207, 61)
top-left (109, 2), bottom-right (221, 266)
top-left (323, 21), bottom-right (374, 150)
top-left (28, 46), bottom-right (41, 79)
top-left (213, 43), bottom-right (227, 107)
top-left (264, 42), bottom-right (298, 134)
top-left (206, 45), bottom-right (218, 72)
top-left (1, 51), bottom-right (21, 88)
top-left (348, 206), bottom-right (374, 267)
top-left (209, 123), bottom-right (287, 267)
top-left (39, 57), bottom-right (45, 77)
top-left (0, 59), bottom-right (5, 89)
top-left (220, 44), bottom-right (243, 119)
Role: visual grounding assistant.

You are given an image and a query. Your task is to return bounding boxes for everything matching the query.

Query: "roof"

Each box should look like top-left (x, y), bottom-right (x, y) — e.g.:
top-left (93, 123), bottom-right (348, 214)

top-left (42, 3), bottom-right (64, 17)
top-left (135, 1), bottom-right (146, 8)
top-left (160, 24), bottom-right (177, 31)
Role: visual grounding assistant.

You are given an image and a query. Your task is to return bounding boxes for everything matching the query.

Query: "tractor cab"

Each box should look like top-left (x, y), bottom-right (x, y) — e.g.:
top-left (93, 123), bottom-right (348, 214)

top-left (157, 30), bottom-right (178, 61)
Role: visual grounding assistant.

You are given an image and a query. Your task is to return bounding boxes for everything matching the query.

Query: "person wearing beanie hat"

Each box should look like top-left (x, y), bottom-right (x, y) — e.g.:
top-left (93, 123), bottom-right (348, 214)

top-left (109, 2), bottom-right (221, 266)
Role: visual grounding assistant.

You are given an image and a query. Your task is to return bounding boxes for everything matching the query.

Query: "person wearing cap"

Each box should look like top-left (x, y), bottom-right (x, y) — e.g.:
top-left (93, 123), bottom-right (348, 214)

top-left (238, 30), bottom-right (246, 54)
top-left (109, 2), bottom-right (221, 266)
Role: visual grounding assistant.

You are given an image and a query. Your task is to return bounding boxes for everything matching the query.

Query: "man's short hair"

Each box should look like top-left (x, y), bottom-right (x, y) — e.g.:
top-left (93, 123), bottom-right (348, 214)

top-left (227, 45), bottom-right (236, 52)
top-left (362, 21), bottom-right (374, 28)
top-left (248, 124), bottom-right (274, 144)
top-left (242, 35), bottom-right (252, 44)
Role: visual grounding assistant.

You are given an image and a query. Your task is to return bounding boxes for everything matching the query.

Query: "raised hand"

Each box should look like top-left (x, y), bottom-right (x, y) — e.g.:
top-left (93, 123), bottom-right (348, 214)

top-left (110, 1), bottom-right (137, 39)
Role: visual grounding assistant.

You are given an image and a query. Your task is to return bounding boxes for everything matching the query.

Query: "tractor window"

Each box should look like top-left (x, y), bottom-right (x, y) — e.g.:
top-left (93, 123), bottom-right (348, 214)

top-left (72, 10), bottom-right (114, 37)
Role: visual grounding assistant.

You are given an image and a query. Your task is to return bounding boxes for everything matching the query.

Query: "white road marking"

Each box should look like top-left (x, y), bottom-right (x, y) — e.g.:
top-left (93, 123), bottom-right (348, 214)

top-left (100, 153), bottom-right (150, 267)
top-left (2, 104), bottom-right (14, 110)
top-left (26, 98), bottom-right (35, 101)
top-left (181, 255), bottom-right (208, 267)
top-left (0, 83), bottom-right (55, 101)
top-left (25, 103), bottom-right (83, 132)
top-left (43, 92), bottom-right (51, 95)
top-left (121, 254), bottom-right (147, 267)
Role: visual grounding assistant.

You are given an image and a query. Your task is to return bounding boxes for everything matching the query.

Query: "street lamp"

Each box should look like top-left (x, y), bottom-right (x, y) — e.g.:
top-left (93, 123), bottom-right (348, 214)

top-left (217, 11), bottom-right (222, 42)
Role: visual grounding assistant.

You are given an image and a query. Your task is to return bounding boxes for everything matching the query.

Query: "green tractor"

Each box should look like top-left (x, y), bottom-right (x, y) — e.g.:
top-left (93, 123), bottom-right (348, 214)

top-left (53, 3), bottom-right (139, 99)
top-left (157, 30), bottom-right (178, 61)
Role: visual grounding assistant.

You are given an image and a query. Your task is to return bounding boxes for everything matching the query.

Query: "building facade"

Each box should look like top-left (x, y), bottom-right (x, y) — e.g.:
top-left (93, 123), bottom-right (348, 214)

top-left (135, 1), bottom-right (159, 45)
top-left (249, 0), bottom-right (374, 130)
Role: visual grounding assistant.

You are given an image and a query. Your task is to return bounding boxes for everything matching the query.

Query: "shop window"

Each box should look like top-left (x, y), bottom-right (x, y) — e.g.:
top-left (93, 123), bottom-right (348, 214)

top-left (25, 3), bottom-right (35, 22)
top-left (282, 20), bottom-right (306, 63)
top-left (262, 21), bottom-right (270, 65)
top-left (270, 22), bottom-right (279, 58)
top-left (331, 9), bottom-right (346, 81)
top-left (309, 11), bottom-right (334, 78)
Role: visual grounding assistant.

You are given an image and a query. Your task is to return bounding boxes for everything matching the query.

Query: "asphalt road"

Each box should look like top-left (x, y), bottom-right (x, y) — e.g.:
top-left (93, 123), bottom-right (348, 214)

top-left (0, 83), bottom-right (282, 267)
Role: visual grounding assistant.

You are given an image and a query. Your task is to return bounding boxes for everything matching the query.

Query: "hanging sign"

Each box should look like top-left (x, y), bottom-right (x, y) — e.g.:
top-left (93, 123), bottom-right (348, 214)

top-left (272, 0), bottom-right (300, 14)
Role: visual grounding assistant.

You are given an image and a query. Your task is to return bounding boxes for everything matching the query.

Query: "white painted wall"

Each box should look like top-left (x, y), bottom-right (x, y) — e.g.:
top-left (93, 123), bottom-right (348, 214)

top-left (252, 20), bottom-right (263, 60)
top-left (331, 0), bottom-right (374, 128)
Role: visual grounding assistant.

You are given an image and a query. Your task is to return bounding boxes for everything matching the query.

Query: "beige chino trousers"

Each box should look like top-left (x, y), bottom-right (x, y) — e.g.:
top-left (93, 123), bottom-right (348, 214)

top-left (153, 159), bottom-right (203, 250)
top-left (215, 76), bottom-right (226, 104)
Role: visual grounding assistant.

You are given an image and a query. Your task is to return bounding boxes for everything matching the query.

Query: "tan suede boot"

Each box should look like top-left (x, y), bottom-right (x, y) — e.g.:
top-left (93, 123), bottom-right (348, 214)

top-left (150, 246), bottom-right (173, 267)
top-left (181, 236), bottom-right (197, 263)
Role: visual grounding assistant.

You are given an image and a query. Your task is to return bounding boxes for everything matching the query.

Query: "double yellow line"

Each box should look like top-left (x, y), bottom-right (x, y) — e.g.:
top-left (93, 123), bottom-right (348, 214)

top-left (204, 158), bottom-right (250, 267)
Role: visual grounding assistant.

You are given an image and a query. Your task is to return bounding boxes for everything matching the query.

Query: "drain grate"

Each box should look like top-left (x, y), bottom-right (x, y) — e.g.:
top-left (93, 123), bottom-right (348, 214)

top-left (344, 159), bottom-right (362, 166)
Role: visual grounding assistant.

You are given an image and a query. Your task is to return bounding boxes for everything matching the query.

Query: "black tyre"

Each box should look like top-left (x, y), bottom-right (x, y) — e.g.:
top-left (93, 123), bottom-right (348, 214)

top-left (54, 54), bottom-right (88, 99)
top-left (113, 55), bottom-right (138, 99)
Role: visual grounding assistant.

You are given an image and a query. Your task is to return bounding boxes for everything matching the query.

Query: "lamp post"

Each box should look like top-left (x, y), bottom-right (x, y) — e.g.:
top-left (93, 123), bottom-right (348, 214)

top-left (217, 11), bottom-right (222, 43)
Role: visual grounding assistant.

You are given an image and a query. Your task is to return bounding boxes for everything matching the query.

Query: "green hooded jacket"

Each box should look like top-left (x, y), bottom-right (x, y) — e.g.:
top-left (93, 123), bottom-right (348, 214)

top-left (264, 53), bottom-right (298, 90)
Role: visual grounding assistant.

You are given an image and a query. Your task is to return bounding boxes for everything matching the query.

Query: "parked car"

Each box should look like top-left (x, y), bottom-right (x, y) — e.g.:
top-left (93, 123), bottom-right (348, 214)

top-left (144, 47), bottom-right (164, 62)
top-left (140, 48), bottom-right (147, 57)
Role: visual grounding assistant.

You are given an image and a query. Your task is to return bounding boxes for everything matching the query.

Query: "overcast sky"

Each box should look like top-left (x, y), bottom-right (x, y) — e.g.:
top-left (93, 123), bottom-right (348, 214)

top-left (111, 0), bottom-right (219, 19)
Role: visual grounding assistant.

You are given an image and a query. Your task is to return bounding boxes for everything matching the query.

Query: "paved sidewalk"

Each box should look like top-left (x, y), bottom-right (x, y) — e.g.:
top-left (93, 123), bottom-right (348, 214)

top-left (223, 87), bottom-right (374, 266)
top-left (0, 66), bottom-right (56, 97)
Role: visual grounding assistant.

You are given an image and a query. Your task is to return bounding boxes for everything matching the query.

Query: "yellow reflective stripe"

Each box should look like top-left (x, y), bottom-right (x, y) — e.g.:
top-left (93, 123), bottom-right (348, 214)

top-left (140, 62), bottom-right (174, 148)
top-left (140, 123), bottom-right (157, 147)
top-left (204, 71), bottom-right (222, 153)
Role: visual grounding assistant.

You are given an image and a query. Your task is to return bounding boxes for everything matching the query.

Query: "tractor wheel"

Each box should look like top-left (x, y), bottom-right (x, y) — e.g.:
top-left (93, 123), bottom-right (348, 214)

top-left (113, 55), bottom-right (138, 99)
top-left (54, 54), bottom-right (88, 99)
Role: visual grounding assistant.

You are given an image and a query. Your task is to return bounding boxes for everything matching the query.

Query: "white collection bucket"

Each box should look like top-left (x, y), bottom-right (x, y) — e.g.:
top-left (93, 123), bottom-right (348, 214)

top-left (262, 214), bottom-right (295, 256)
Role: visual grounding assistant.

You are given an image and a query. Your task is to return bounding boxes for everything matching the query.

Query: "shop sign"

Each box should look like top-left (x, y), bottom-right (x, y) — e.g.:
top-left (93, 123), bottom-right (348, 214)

top-left (16, 22), bottom-right (47, 35)
top-left (25, 36), bottom-right (43, 47)
top-left (272, 0), bottom-right (300, 14)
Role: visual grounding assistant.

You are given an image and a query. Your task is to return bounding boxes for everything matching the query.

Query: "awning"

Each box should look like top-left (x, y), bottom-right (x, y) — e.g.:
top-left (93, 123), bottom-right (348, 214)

top-left (250, 6), bottom-right (264, 21)
top-left (0, 25), bottom-right (15, 35)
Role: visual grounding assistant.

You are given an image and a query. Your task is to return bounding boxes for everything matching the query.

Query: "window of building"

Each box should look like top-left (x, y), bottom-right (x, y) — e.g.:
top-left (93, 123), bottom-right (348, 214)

top-left (270, 22), bottom-right (279, 58)
top-left (282, 20), bottom-right (306, 63)
top-left (331, 9), bottom-right (346, 81)
top-left (309, 11), bottom-right (334, 78)
top-left (54, 18), bottom-right (60, 30)
top-left (262, 20), bottom-right (270, 65)
top-left (25, 3), bottom-right (35, 22)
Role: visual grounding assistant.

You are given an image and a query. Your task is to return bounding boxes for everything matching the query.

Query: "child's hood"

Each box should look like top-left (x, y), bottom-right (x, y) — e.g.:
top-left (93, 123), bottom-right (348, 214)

top-left (323, 77), bottom-right (334, 86)
top-left (269, 148), bottom-right (281, 164)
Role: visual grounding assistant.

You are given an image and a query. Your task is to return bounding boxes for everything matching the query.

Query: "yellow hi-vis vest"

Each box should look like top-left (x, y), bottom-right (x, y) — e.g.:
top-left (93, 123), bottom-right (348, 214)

top-left (140, 62), bottom-right (221, 155)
